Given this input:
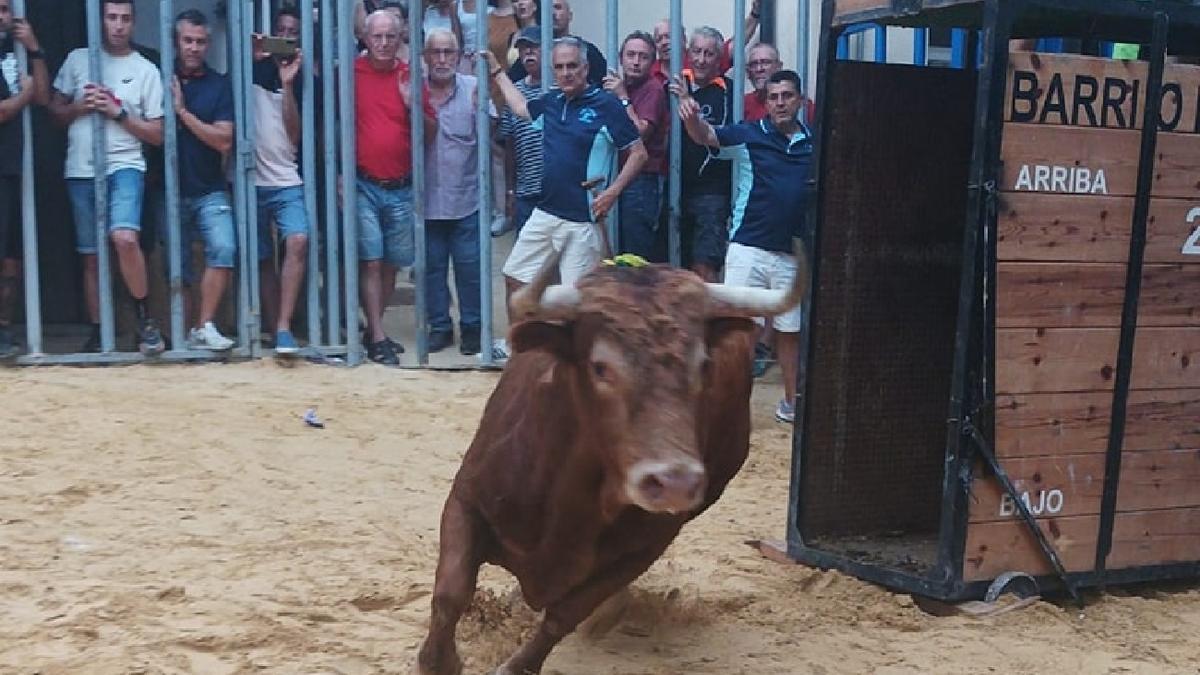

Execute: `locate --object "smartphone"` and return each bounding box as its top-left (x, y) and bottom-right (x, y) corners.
top-left (261, 36), bottom-right (298, 57)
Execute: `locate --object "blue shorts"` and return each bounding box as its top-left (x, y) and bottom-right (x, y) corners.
top-left (356, 178), bottom-right (414, 268)
top-left (256, 185), bottom-right (309, 262)
top-left (186, 191), bottom-right (237, 270)
top-left (67, 168), bottom-right (146, 254)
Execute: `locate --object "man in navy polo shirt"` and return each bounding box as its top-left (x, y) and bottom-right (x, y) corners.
top-left (676, 69), bottom-right (812, 424)
top-left (172, 9), bottom-right (235, 351)
top-left (485, 38), bottom-right (647, 296)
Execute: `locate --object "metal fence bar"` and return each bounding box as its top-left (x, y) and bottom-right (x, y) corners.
top-left (540, 0), bottom-right (552, 93)
top-left (320, 0), bottom-right (340, 346)
top-left (477, 0), bottom-right (494, 366)
top-left (873, 24), bottom-right (886, 62)
top-left (13, 0), bottom-right (40, 355)
top-left (605, 0), bottom-right (619, 253)
top-left (913, 27), bottom-right (927, 65)
top-left (160, 0), bottom-right (186, 353)
top-left (734, 0), bottom-right (747, 121)
top-left (667, 0), bottom-right (682, 267)
top-left (242, 0), bottom-right (261, 356)
top-left (229, 0), bottom-right (253, 353)
top-left (796, 0), bottom-right (810, 91)
top-left (340, 0), bottom-right (361, 365)
top-left (409, 3), bottom-right (427, 364)
top-left (300, 0), bottom-right (321, 348)
top-left (86, 0), bottom-right (115, 352)
top-left (951, 27), bottom-right (967, 68)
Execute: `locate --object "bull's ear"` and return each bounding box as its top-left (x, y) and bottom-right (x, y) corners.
top-left (510, 321), bottom-right (576, 360)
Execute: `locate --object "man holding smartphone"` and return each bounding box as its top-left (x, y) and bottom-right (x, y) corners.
top-left (48, 0), bottom-right (165, 355)
top-left (0, 0), bottom-right (48, 359)
top-left (251, 8), bottom-right (308, 355)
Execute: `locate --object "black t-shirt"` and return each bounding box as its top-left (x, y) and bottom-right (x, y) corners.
top-left (681, 75), bottom-right (733, 196)
top-left (0, 41), bottom-right (25, 177)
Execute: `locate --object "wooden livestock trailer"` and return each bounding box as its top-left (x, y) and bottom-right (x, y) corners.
top-left (787, 0), bottom-right (1200, 601)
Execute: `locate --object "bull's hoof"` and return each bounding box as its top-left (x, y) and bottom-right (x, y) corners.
top-left (413, 645), bottom-right (462, 675)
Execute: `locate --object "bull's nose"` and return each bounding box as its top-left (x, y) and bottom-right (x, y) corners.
top-left (631, 461), bottom-right (707, 514)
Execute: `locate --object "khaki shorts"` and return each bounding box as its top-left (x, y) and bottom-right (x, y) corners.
top-left (723, 242), bottom-right (804, 333)
top-left (502, 207), bottom-right (604, 285)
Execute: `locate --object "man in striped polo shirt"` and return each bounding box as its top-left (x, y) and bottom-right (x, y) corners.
top-left (497, 26), bottom-right (543, 237)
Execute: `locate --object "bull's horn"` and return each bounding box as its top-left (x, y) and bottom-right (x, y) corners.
top-left (509, 250), bottom-right (583, 321)
top-left (706, 240), bottom-right (810, 317)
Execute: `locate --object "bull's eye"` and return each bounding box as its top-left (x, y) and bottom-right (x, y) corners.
top-left (591, 361), bottom-right (609, 379)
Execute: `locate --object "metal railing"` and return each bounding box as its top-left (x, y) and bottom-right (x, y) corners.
top-left (10, 0), bottom-right (820, 368)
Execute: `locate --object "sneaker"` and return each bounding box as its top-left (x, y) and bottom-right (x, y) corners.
top-left (428, 329), bottom-right (453, 353)
top-left (189, 322), bottom-right (235, 351)
top-left (137, 318), bottom-right (166, 356)
top-left (0, 327), bottom-right (18, 359)
top-left (775, 399), bottom-right (795, 424)
top-left (459, 326), bottom-right (481, 356)
top-left (274, 329), bottom-right (299, 355)
top-left (367, 339), bottom-right (400, 366)
top-left (491, 338), bottom-right (509, 361)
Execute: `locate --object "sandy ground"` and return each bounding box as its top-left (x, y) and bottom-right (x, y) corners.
top-left (1, 362), bottom-right (1198, 675)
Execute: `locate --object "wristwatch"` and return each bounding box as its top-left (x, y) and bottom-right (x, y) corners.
top-left (113, 107), bottom-right (129, 123)
top-left (620, 97), bottom-right (631, 108)
top-left (26, 49), bottom-right (45, 60)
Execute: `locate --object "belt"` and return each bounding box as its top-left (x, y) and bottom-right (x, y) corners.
top-left (357, 171), bottom-right (412, 190)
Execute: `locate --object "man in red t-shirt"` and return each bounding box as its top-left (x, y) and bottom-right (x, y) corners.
top-left (603, 30), bottom-right (669, 261)
top-left (354, 9), bottom-right (436, 365)
top-left (649, 0), bottom-right (762, 84)
top-left (742, 43), bottom-right (814, 124)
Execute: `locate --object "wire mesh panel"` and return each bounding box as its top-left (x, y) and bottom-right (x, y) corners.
top-left (799, 61), bottom-right (975, 545)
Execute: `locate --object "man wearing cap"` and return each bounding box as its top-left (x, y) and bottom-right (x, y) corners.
top-left (484, 36), bottom-right (646, 295)
top-left (497, 25), bottom-right (543, 237)
top-left (503, 0), bottom-right (606, 86)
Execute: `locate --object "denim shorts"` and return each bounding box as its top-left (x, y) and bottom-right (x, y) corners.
top-left (67, 168), bottom-right (146, 254)
top-left (256, 185), bottom-right (310, 261)
top-left (186, 191), bottom-right (237, 270)
top-left (356, 178), bottom-right (414, 268)
top-left (617, 174), bottom-right (663, 261)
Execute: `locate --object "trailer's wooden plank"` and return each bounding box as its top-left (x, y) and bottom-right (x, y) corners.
top-left (1005, 51), bottom-right (1200, 134)
top-left (999, 124), bottom-right (1200, 199)
top-left (997, 194), bottom-right (1200, 264)
top-left (963, 507), bottom-right (1200, 581)
top-left (995, 389), bottom-right (1200, 458)
top-left (833, 0), bottom-right (891, 24)
top-left (969, 449), bottom-right (1200, 523)
top-left (996, 327), bottom-right (1200, 394)
top-left (997, 262), bottom-right (1200, 328)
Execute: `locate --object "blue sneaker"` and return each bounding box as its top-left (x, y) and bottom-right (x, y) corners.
top-left (275, 329), bottom-right (299, 355)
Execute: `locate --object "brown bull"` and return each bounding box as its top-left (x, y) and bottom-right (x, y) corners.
top-left (416, 245), bottom-right (808, 675)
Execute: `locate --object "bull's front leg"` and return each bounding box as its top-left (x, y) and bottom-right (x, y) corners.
top-left (416, 494), bottom-right (485, 675)
top-left (492, 544), bottom-right (669, 675)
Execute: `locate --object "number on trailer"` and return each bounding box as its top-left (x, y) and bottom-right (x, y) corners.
top-left (1184, 208), bottom-right (1200, 255)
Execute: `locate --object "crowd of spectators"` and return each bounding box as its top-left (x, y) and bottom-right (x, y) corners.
top-left (0, 0), bottom-right (813, 421)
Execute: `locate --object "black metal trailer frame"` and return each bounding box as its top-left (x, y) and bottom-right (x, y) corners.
top-left (788, 0), bottom-right (1200, 601)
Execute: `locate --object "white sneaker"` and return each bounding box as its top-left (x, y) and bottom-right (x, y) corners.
top-left (189, 322), bottom-right (235, 351)
top-left (775, 399), bottom-right (795, 424)
top-left (486, 338), bottom-right (510, 364)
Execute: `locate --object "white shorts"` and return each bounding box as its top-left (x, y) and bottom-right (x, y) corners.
top-left (502, 207), bottom-right (604, 285)
top-left (722, 242), bottom-right (804, 333)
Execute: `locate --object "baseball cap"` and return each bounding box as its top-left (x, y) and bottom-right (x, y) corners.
top-left (514, 26), bottom-right (542, 47)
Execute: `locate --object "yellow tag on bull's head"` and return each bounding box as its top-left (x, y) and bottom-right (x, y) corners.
top-left (602, 254), bottom-right (649, 268)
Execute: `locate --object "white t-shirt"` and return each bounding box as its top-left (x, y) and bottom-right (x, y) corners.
top-left (52, 48), bottom-right (164, 178)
